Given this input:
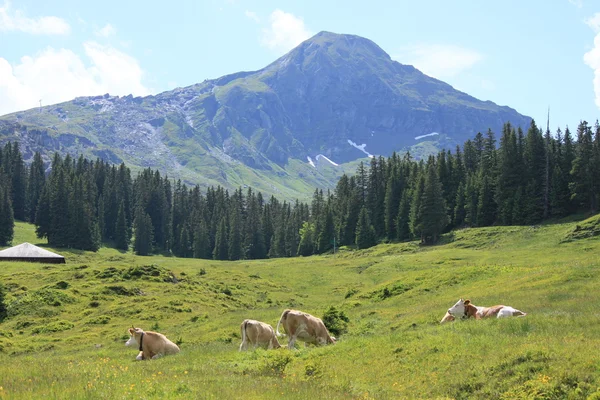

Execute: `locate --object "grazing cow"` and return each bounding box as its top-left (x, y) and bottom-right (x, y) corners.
top-left (276, 309), bottom-right (336, 349)
top-left (125, 327), bottom-right (180, 360)
top-left (239, 319), bottom-right (281, 351)
top-left (444, 298), bottom-right (527, 322)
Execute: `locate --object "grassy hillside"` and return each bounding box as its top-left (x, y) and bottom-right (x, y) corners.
top-left (0, 217), bottom-right (599, 399)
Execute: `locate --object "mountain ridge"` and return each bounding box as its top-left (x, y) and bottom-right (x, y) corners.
top-left (0, 31), bottom-right (531, 199)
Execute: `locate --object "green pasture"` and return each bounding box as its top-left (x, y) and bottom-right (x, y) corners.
top-left (0, 217), bottom-right (599, 399)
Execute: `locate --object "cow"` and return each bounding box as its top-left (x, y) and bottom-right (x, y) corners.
top-left (239, 319), bottom-right (281, 351)
top-left (276, 309), bottom-right (336, 350)
top-left (443, 298), bottom-right (527, 322)
top-left (125, 327), bottom-right (180, 360)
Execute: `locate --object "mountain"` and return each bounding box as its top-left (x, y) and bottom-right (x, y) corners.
top-left (0, 31), bottom-right (530, 199)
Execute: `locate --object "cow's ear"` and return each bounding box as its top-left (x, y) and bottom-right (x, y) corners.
top-left (128, 328), bottom-right (134, 335)
top-left (464, 299), bottom-right (471, 305)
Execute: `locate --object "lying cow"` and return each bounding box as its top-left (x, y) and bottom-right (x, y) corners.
top-left (276, 309), bottom-right (335, 349)
top-left (442, 298), bottom-right (527, 323)
top-left (125, 327), bottom-right (180, 360)
top-left (239, 319), bottom-right (281, 351)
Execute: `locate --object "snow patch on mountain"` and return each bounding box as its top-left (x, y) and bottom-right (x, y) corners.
top-left (415, 132), bottom-right (439, 140)
top-left (307, 156), bottom-right (316, 168)
top-left (316, 154), bottom-right (339, 166)
top-left (347, 139), bottom-right (374, 158)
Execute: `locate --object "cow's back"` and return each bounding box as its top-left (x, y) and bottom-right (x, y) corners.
top-left (145, 331), bottom-right (180, 355)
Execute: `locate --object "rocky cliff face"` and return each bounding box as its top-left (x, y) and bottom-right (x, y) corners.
top-left (0, 31), bottom-right (530, 198)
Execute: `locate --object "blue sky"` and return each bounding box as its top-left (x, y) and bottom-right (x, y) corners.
top-left (1, 0), bottom-right (599, 133)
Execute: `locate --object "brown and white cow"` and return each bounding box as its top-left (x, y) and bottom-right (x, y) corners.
top-left (239, 319), bottom-right (281, 351)
top-left (276, 309), bottom-right (336, 349)
top-left (125, 327), bottom-right (180, 360)
top-left (443, 298), bottom-right (527, 323)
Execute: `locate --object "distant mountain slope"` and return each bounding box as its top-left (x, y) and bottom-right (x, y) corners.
top-left (0, 31), bottom-right (530, 199)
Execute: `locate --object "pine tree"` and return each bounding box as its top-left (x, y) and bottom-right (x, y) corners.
top-left (383, 166), bottom-right (403, 240)
top-left (133, 208), bottom-right (154, 256)
top-left (523, 119), bottom-right (546, 223)
top-left (316, 207), bottom-right (334, 253)
top-left (48, 164), bottom-right (70, 247)
top-left (0, 182), bottom-right (14, 246)
top-left (496, 123), bottom-right (520, 224)
top-left (269, 215), bottom-right (286, 258)
top-left (464, 175), bottom-right (479, 227)
top-left (26, 152), bottom-right (45, 223)
top-left (355, 206), bottom-right (376, 249)
top-left (193, 219), bottom-right (210, 259)
top-left (454, 182), bottom-right (466, 227)
top-left (570, 121), bottom-right (597, 212)
top-left (179, 226), bottom-right (192, 258)
top-left (8, 142), bottom-right (26, 221)
top-left (35, 185), bottom-right (50, 240)
top-left (409, 172), bottom-right (425, 242)
top-left (297, 221), bottom-right (315, 256)
top-left (476, 174), bottom-right (496, 226)
top-left (68, 176), bottom-right (100, 251)
top-left (115, 200), bottom-right (129, 251)
top-left (228, 207), bottom-right (243, 260)
top-left (395, 189), bottom-right (411, 240)
top-left (213, 217), bottom-right (228, 260)
top-left (419, 160), bottom-right (449, 243)
top-left (342, 189), bottom-right (361, 245)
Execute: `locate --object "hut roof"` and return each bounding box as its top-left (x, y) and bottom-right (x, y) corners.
top-left (0, 242), bottom-right (65, 263)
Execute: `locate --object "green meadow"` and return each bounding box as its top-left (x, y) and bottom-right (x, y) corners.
top-left (1, 216), bottom-right (600, 399)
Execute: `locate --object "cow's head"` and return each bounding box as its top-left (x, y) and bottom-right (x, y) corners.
top-left (125, 327), bottom-right (143, 347)
top-left (447, 298), bottom-right (469, 316)
top-left (440, 311), bottom-right (456, 324)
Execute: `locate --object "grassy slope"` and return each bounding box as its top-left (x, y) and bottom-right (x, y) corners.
top-left (0, 217), bottom-right (600, 399)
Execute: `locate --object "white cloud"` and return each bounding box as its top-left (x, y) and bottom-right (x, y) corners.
top-left (0, 0), bottom-right (70, 35)
top-left (261, 9), bottom-right (312, 52)
top-left (245, 10), bottom-right (260, 23)
top-left (394, 44), bottom-right (483, 79)
top-left (96, 23), bottom-right (116, 38)
top-left (585, 13), bottom-right (600, 33)
top-left (568, 0), bottom-right (583, 8)
top-left (0, 42), bottom-right (151, 115)
top-left (584, 32), bottom-right (600, 109)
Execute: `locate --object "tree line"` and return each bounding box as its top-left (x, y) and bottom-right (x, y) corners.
top-left (0, 118), bottom-right (598, 256)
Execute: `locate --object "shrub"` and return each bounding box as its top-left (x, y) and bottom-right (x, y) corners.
top-left (6, 289), bottom-right (75, 317)
top-left (322, 306), bottom-right (350, 337)
top-left (54, 281), bottom-right (69, 289)
top-left (86, 315), bottom-right (111, 325)
top-left (259, 352), bottom-right (292, 376)
top-left (32, 320), bottom-right (74, 333)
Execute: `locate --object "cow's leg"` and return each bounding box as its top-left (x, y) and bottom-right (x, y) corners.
top-left (136, 351), bottom-right (144, 361)
top-left (239, 340), bottom-right (248, 351)
top-left (287, 335), bottom-right (297, 350)
top-left (151, 353), bottom-right (163, 360)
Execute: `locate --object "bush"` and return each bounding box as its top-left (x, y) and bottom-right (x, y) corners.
top-left (86, 315), bottom-right (111, 325)
top-left (6, 289), bottom-right (75, 317)
top-left (32, 320), bottom-right (74, 333)
top-left (322, 306), bottom-right (349, 337)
